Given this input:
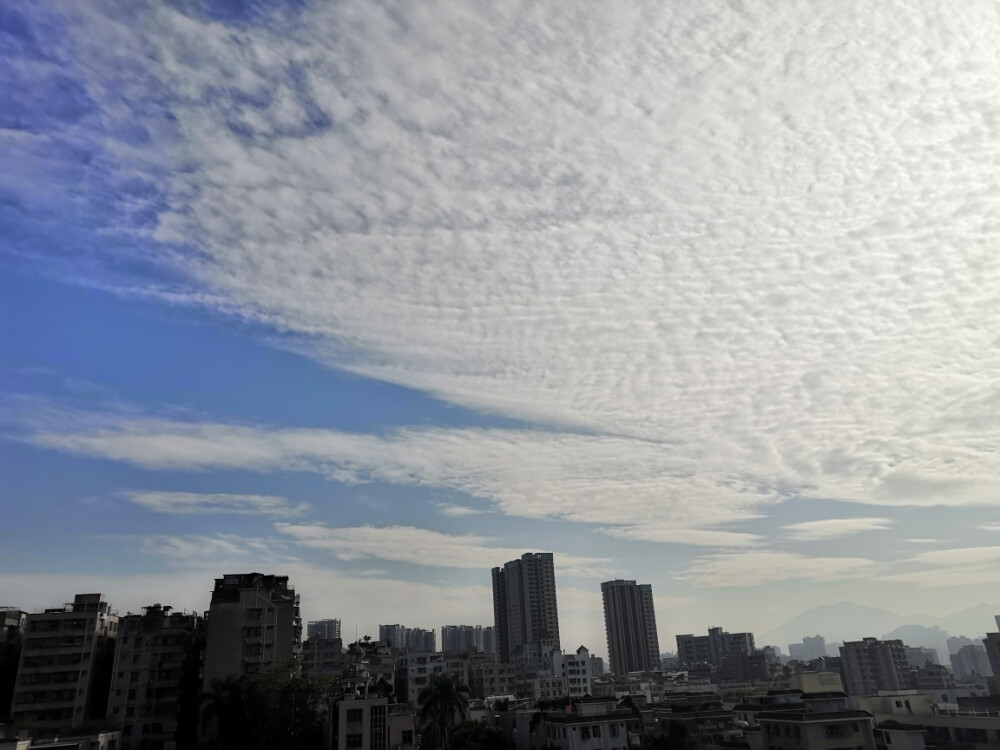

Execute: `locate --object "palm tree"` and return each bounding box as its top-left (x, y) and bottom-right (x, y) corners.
top-left (417, 674), bottom-right (471, 750)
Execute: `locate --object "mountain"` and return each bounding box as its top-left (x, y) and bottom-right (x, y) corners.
top-left (880, 625), bottom-right (950, 663)
top-left (761, 602), bottom-right (1000, 655)
top-left (760, 602), bottom-right (911, 650)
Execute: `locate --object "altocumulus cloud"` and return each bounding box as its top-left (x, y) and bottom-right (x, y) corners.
top-left (10, 0), bottom-right (1000, 545)
top-left (125, 490), bottom-right (306, 516)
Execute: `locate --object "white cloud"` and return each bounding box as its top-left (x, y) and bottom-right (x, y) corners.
top-left (675, 551), bottom-right (875, 588)
top-left (435, 503), bottom-right (485, 518)
top-left (783, 517), bottom-right (894, 541)
top-left (44, 0), bottom-right (1000, 528)
top-left (905, 538), bottom-right (949, 544)
top-left (599, 526), bottom-right (761, 548)
top-left (30, 417), bottom-right (776, 532)
top-left (125, 490), bottom-right (305, 516)
top-left (274, 523), bottom-right (612, 578)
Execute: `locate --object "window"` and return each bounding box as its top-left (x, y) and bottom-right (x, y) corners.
top-left (592, 725), bottom-right (602, 738)
top-left (581, 727), bottom-right (591, 740)
top-left (895, 701), bottom-right (902, 708)
top-left (610, 725), bottom-right (619, 737)
top-left (346, 734), bottom-right (364, 748)
top-left (402, 730), bottom-right (413, 744)
top-left (347, 708), bottom-right (363, 723)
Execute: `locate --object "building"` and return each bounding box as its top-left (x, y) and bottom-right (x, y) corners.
top-left (337, 696), bottom-right (416, 750)
top-left (982, 618), bottom-right (1000, 693)
top-left (107, 604), bottom-right (204, 750)
top-left (675, 627), bottom-right (755, 666)
top-left (951, 644), bottom-right (993, 679)
top-left (10, 593), bottom-right (118, 733)
top-left (552, 645), bottom-right (595, 698)
top-left (0, 607), bottom-right (27, 721)
top-left (202, 572), bottom-right (302, 690)
top-left (482, 626), bottom-right (496, 657)
top-left (788, 635), bottom-right (827, 662)
top-left (406, 628), bottom-right (435, 653)
top-left (393, 652), bottom-right (471, 704)
top-left (904, 646), bottom-right (939, 667)
top-left (302, 636), bottom-right (345, 676)
top-left (379, 624), bottom-right (408, 650)
top-left (441, 625), bottom-right (486, 653)
top-left (537, 698), bottom-right (633, 750)
top-left (601, 580), bottom-right (660, 676)
top-left (307, 619), bottom-right (341, 640)
top-left (492, 553), bottom-right (560, 671)
top-left (755, 701), bottom-right (876, 750)
top-left (839, 638), bottom-right (912, 696)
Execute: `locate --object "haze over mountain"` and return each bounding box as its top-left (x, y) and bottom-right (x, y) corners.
top-left (761, 601), bottom-right (999, 659)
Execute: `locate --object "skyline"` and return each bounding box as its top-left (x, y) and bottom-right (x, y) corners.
top-left (5, 0), bottom-right (1000, 663)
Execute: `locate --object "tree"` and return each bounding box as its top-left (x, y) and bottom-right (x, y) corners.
top-left (449, 721), bottom-right (506, 750)
top-left (417, 674), bottom-right (471, 750)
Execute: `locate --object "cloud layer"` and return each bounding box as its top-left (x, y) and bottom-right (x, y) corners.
top-left (18, 0), bottom-right (997, 523)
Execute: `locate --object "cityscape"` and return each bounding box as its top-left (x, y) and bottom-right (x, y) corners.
top-left (6, 0), bottom-right (1000, 749)
top-left (4, 555), bottom-right (1000, 748)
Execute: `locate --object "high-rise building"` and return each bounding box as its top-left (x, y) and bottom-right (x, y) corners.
top-left (405, 628), bottom-right (436, 652)
top-left (307, 619), bottom-right (341, 640)
top-left (108, 604), bottom-right (204, 750)
top-left (839, 638), bottom-right (912, 695)
top-left (10, 593), bottom-right (118, 733)
top-left (379, 624), bottom-right (408, 649)
top-left (601, 579), bottom-right (660, 676)
top-left (482, 626), bottom-right (496, 657)
top-left (982, 617), bottom-right (1000, 694)
top-left (951, 644), bottom-right (993, 679)
top-left (676, 626), bottom-right (755, 666)
top-left (492, 552), bottom-right (560, 670)
top-left (202, 573), bottom-right (301, 690)
top-left (441, 625), bottom-right (486, 652)
top-left (789, 635), bottom-right (827, 661)
top-left (0, 607), bottom-right (27, 721)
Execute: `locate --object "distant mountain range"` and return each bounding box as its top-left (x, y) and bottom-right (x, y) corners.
top-left (759, 602), bottom-right (1000, 661)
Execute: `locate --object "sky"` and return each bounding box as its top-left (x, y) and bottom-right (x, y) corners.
top-left (3, 0), bottom-right (1000, 660)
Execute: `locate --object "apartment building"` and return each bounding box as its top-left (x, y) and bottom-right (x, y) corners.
top-left (10, 593), bottom-right (118, 733)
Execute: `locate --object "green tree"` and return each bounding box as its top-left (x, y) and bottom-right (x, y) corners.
top-left (417, 674), bottom-right (471, 750)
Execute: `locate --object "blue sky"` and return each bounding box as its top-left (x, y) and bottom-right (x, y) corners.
top-left (4, 0), bottom-right (1000, 657)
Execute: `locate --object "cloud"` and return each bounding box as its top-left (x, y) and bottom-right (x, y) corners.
top-left (435, 503), bottom-right (485, 518)
top-left (880, 546), bottom-right (1000, 587)
top-left (8, 0), bottom-right (1000, 551)
top-left (28, 414), bottom-right (777, 531)
top-left (274, 523), bottom-right (612, 578)
top-left (675, 551), bottom-right (875, 588)
top-left (783, 517), bottom-right (894, 541)
top-left (599, 526), bottom-right (761, 548)
top-left (905, 538), bottom-right (949, 544)
top-left (125, 490), bottom-right (306, 516)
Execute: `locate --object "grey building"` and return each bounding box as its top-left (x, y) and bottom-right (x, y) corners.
top-left (10, 593), bottom-right (118, 733)
top-left (307, 619), bottom-right (341, 640)
top-left (108, 604), bottom-right (204, 750)
top-left (441, 625), bottom-right (486, 652)
top-left (0, 607), bottom-right (27, 721)
top-left (601, 579), bottom-right (660, 676)
top-left (839, 637), bottom-right (912, 696)
top-left (202, 572), bottom-right (301, 690)
top-left (951, 644), bottom-right (993, 679)
top-left (379, 624), bottom-right (408, 650)
top-left (406, 628), bottom-right (435, 653)
top-left (788, 635), bottom-right (827, 662)
top-left (676, 626), bottom-right (755, 666)
top-left (492, 552), bottom-right (560, 670)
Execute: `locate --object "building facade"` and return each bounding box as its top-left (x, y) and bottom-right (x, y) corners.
top-left (337, 696), bottom-right (416, 750)
top-left (202, 573), bottom-right (301, 690)
top-left (441, 625), bottom-right (486, 653)
top-left (675, 627), bottom-right (755, 666)
top-left (839, 638), bottom-right (912, 696)
top-left (307, 619), bottom-right (341, 640)
top-left (108, 604), bottom-right (204, 750)
top-left (10, 593), bottom-right (118, 733)
top-left (601, 580), bottom-right (659, 676)
top-left (492, 553), bottom-right (560, 670)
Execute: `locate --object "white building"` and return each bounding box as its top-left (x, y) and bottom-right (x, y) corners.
top-left (537, 699), bottom-right (632, 750)
top-left (337, 696), bottom-right (416, 750)
top-left (552, 646), bottom-right (595, 698)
